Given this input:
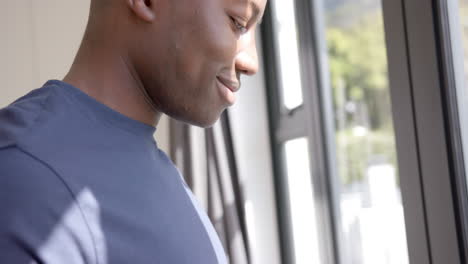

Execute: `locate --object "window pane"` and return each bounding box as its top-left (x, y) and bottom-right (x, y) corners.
top-left (271, 0), bottom-right (304, 110)
top-left (284, 138), bottom-right (321, 264)
top-left (448, 0), bottom-right (468, 191)
top-left (322, 1), bottom-right (409, 263)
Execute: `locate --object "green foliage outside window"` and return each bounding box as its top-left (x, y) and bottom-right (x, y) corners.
top-left (326, 8), bottom-right (398, 185)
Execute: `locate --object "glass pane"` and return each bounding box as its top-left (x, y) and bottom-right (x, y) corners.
top-left (322, 0), bottom-right (409, 263)
top-left (271, 0), bottom-right (304, 110)
top-left (447, 1), bottom-right (468, 190)
top-left (284, 138), bottom-right (321, 264)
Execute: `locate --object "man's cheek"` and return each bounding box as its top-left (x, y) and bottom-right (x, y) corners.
top-left (208, 33), bottom-right (238, 62)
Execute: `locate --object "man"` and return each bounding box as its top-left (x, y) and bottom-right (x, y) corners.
top-left (0, 0), bottom-right (266, 263)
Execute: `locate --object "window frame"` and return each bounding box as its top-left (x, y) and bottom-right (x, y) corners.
top-left (384, 0), bottom-right (465, 263)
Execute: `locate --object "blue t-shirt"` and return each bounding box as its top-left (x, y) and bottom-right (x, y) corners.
top-left (0, 80), bottom-right (227, 264)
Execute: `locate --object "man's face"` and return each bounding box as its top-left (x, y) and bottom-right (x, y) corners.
top-left (132, 0), bottom-right (267, 127)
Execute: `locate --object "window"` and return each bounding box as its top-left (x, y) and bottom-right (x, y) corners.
top-left (445, 0), bottom-right (468, 194)
top-left (322, 1), bottom-right (408, 263)
top-left (284, 138), bottom-right (321, 263)
top-left (265, 0), bottom-right (409, 263)
top-left (436, 0), bottom-right (468, 259)
top-left (273, 0), bottom-right (303, 110)
top-left (265, 1), bottom-right (324, 263)
top-left (262, 0), bottom-right (467, 263)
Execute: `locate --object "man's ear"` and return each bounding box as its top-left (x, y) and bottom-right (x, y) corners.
top-left (126, 0), bottom-right (156, 22)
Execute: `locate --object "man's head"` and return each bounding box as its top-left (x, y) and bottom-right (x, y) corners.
top-left (87, 0), bottom-right (267, 128)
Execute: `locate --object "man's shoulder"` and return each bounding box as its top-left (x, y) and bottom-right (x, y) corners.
top-left (0, 146), bottom-right (83, 226)
top-left (0, 146), bottom-right (73, 233)
top-left (0, 146), bottom-right (75, 211)
top-left (0, 146), bottom-right (99, 264)
top-left (0, 85), bottom-right (56, 149)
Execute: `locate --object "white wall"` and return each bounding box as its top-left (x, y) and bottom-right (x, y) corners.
top-left (0, 0), bottom-right (170, 152)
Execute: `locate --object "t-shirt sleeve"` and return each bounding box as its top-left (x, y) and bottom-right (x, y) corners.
top-left (0, 147), bottom-right (97, 264)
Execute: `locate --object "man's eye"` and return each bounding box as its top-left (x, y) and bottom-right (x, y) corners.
top-left (231, 17), bottom-right (248, 34)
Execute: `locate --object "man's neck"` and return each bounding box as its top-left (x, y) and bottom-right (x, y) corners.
top-left (63, 44), bottom-right (162, 127)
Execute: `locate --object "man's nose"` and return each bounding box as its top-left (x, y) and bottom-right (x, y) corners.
top-left (235, 32), bottom-right (259, 76)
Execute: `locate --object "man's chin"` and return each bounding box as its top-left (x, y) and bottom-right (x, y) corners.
top-left (187, 115), bottom-right (221, 128)
top-left (169, 110), bottom-right (223, 128)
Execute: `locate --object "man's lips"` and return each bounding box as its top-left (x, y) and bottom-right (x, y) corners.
top-left (216, 77), bottom-right (240, 93)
